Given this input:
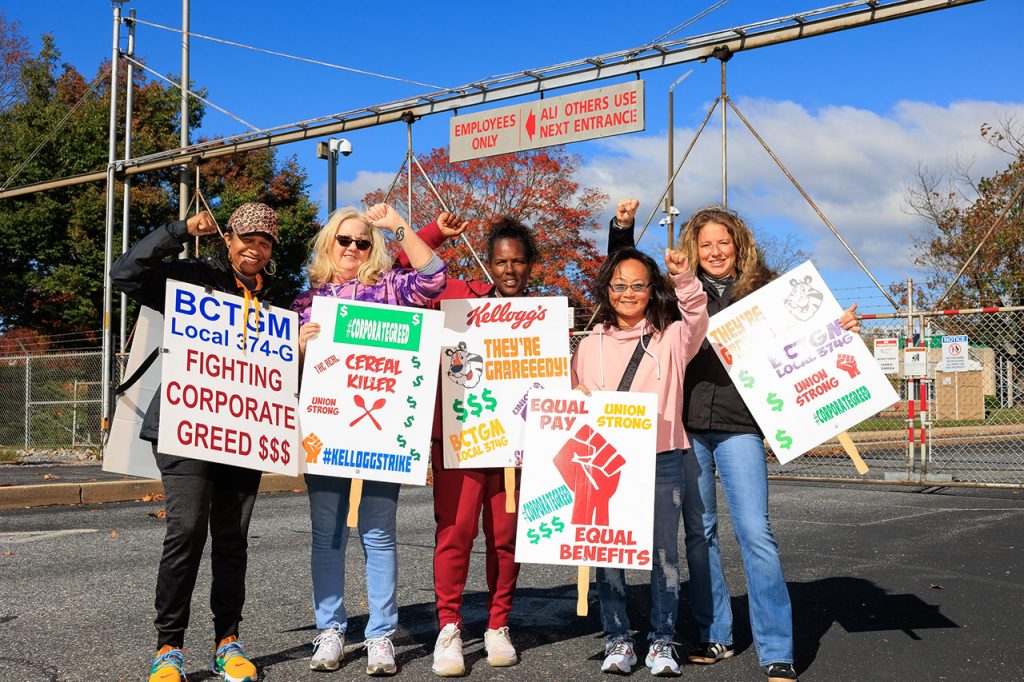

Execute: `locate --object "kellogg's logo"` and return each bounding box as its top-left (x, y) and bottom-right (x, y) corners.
top-left (466, 302), bottom-right (547, 330)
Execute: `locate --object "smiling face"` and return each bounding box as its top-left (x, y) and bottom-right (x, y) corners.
top-left (697, 221), bottom-right (738, 279)
top-left (224, 232), bottom-right (273, 278)
top-left (609, 258), bottom-right (652, 329)
top-left (488, 238), bottom-right (533, 298)
top-left (332, 217), bottom-right (373, 282)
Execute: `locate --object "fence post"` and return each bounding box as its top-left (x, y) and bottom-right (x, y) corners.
top-left (23, 351), bottom-right (30, 450)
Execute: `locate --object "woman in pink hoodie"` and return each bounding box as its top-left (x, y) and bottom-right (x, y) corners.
top-left (571, 246), bottom-right (709, 677)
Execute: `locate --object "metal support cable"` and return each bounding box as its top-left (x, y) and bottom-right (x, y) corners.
top-left (725, 97), bottom-right (900, 310)
top-left (646, 0), bottom-right (732, 47)
top-left (131, 17), bottom-right (443, 90)
top-left (122, 54), bottom-right (260, 132)
top-left (935, 178), bottom-right (1024, 308)
top-left (1, 64), bottom-right (112, 191)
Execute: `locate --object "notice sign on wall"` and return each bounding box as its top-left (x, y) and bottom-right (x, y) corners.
top-left (439, 297), bottom-right (571, 469)
top-left (158, 280), bottom-right (299, 475)
top-left (449, 81), bottom-right (645, 162)
top-left (874, 338), bottom-right (899, 374)
top-left (298, 296), bottom-right (443, 485)
top-left (515, 389), bottom-right (657, 570)
top-left (705, 261), bottom-right (899, 464)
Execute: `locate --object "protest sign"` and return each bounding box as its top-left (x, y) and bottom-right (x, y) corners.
top-left (705, 261), bottom-right (899, 464)
top-left (103, 306), bottom-right (163, 480)
top-left (439, 296), bottom-right (571, 469)
top-left (515, 389), bottom-right (657, 571)
top-left (157, 280), bottom-right (299, 475)
top-left (298, 296), bottom-right (443, 485)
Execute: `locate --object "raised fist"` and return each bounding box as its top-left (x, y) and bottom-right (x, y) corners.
top-left (553, 425), bottom-right (625, 526)
top-left (615, 198), bottom-right (640, 227)
top-left (302, 433), bottom-right (324, 464)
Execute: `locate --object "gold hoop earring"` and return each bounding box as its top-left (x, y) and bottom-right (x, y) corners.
top-left (263, 259), bottom-right (277, 276)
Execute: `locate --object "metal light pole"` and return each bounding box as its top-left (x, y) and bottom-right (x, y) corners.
top-left (178, 0), bottom-right (190, 233)
top-left (666, 70), bottom-right (691, 247)
top-left (119, 9), bottom-right (136, 354)
top-left (316, 138), bottom-right (352, 215)
top-left (101, 0), bottom-right (126, 434)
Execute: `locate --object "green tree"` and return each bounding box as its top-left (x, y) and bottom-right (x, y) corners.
top-left (905, 120), bottom-right (1024, 308)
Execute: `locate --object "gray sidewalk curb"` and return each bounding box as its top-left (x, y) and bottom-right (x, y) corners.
top-left (0, 474), bottom-right (307, 511)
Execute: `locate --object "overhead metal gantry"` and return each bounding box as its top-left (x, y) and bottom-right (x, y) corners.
top-left (0, 0), bottom-right (982, 200)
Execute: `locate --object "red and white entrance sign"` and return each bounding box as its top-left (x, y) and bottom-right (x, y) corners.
top-left (439, 297), bottom-right (571, 469)
top-left (298, 297), bottom-right (444, 485)
top-left (449, 81), bottom-right (645, 162)
top-left (705, 261), bottom-right (899, 464)
top-left (158, 280), bottom-right (300, 475)
top-left (515, 389), bottom-right (657, 570)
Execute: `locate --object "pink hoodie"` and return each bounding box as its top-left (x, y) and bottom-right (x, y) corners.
top-left (571, 271), bottom-right (709, 453)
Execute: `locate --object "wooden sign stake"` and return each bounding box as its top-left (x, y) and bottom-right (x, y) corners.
top-left (577, 566), bottom-right (590, 616)
top-left (504, 467), bottom-right (517, 513)
top-left (837, 431), bottom-right (868, 475)
top-left (346, 479), bottom-right (363, 528)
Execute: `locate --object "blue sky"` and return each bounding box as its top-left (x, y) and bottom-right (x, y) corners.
top-left (7, 0), bottom-right (1023, 311)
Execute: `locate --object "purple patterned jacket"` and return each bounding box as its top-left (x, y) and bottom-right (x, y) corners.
top-left (291, 267), bottom-right (447, 323)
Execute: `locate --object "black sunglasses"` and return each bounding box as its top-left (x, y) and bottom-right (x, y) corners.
top-left (335, 234), bottom-right (372, 251)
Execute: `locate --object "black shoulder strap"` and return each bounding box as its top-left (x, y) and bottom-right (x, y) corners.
top-left (113, 348), bottom-right (160, 396)
top-left (617, 334), bottom-right (653, 391)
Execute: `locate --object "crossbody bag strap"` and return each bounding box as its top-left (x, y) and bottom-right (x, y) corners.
top-left (616, 333), bottom-right (653, 392)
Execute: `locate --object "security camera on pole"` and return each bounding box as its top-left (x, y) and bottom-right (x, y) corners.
top-left (315, 138), bottom-right (352, 215)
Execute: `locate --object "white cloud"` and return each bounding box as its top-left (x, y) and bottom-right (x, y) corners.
top-left (319, 170), bottom-right (397, 211)
top-left (577, 98), bottom-right (1024, 274)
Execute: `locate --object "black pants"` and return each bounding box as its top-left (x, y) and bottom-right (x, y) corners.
top-left (153, 447), bottom-right (262, 649)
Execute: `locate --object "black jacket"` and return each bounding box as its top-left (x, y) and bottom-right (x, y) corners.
top-left (111, 220), bottom-right (278, 442)
top-left (607, 218), bottom-right (760, 435)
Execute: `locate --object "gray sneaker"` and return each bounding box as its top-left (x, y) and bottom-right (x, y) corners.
top-left (601, 636), bottom-right (637, 674)
top-left (432, 623), bottom-right (465, 677)
top-left (310, 624), bottom-right (344, 671)
top-left (645, 640), bottom-right (682, 677)
top-left (484, 626), bottom-right (518, 667)
top-left (365, 631), bottom-right (397, 676)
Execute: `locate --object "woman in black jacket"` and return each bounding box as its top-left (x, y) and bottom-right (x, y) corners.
top-left (112, 202), bottom-right (280, 682)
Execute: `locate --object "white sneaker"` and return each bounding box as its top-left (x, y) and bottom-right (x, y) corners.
top-left (365, 631), bottom-right (397, 676)
top-left (645, 640), bottom-right (682, 677)
top-left (484, 626), bottom-right (518, 667)
top-left (602, 636), bottom-right (637, 674)
top-left (310, 624), bottom-right (344, 671)
top-left (431, 623), bottom-right (465, 677)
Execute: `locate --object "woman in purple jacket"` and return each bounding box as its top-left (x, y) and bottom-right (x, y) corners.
top-left (292, 203), bottom-right (447, 676)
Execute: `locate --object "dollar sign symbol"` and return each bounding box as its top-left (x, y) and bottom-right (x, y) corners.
top-left (540, 522), bottom-right (552, 538)
top-left (406, 395), bottom-right (417, 409)
top-left (467, 393), bottom-right (483, 417)
top-left (410, 449), bottom-right (420, 461)
top-left (412, 313), bottom-right (421, 326)
top-left (338, 305), bottom-right (349, 318)
top-left (738, 370), bottom-right (754, 389)
top-left (404, 415), bottom-right (414, 428)
top-left (775, 429), bottom-right (793, 450)
top-left (258, 435), bottom-right (269, 460)
top-left (767, 392), bottom-right (784, 412)
top-left (411, 355), bottom-right (421, 369)
top-left (396, 435), bottom-right (407, 449)
top-left (481, 387), bottom-right (497, 412)
top-left (551, 516), bottom-right (564, 533)
top-left (413, 375), bottom-right (423, 388)
top-left (453, 399), bottom-right (467, 423)
top-left (527, 528), bottom-right (540, 545)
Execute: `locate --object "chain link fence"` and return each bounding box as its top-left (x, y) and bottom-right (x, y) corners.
top-left (2, 309), bottom-right (1021, 487)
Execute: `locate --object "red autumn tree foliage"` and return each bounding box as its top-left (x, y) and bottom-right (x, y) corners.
top-left (363, 145), bottom-right (608, 306)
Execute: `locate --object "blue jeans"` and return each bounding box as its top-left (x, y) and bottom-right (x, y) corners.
top-left (682, 430), bottom-right (793, 666)
top-left (597, 450), bottom-right (684, 641)
top-left (306, 474), bottom-right (400, 638)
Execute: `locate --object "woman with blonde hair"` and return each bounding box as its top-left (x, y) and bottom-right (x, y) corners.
top-left (292, 203), bottom-right (448, 677)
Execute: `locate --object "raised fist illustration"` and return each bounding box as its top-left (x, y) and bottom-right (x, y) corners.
top-left (553, 425), bottom-right (625, 526)
top-left (836, 353), bottom-right (860, 379)
top-left (302, 433), bottom-right (324, 464)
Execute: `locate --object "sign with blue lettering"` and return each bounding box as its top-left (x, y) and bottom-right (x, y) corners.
top-left (298, 296), bottom-right (444, 485)
top-left (705, 261), bottom-right (899, 464)
top-left (158, 280), bottom-right (300, 475)
top-left (941, 334), bottom-right (969, 372)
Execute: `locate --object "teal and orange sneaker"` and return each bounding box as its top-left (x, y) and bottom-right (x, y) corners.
top-left (149, 646), bottom-right (187, 682)
top-left (209, 637), bottom-right (257, 682)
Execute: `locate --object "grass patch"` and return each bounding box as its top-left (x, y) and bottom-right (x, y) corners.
top-left (0, 449), bottom-right (21, 463)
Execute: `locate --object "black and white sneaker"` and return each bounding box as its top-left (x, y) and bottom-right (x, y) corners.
top-left (687, 642), bottom-right (734, 664)
top-left (764, 662), bottom-right (799, 682)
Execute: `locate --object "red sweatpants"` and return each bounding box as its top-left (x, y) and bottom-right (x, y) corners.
top-left (432, 444), bottom-right (521, 629)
